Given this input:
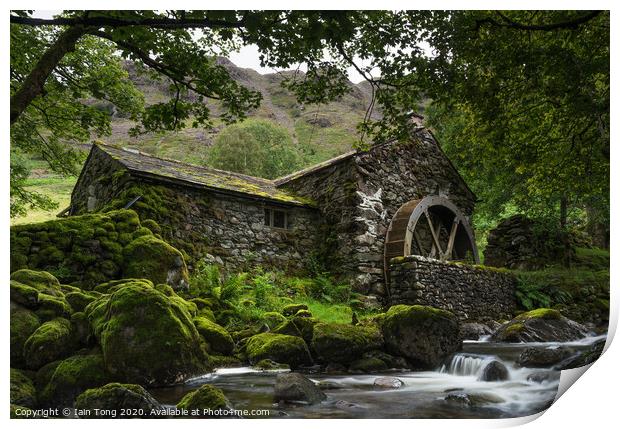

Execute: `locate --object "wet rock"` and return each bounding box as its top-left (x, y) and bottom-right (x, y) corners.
top-left (478, 360), bottom-right (509, 381)
top-left (10, 369), bottom-right (37, 409)
top-left (373, 376), bottom-right (404, 389)
top-left (445, 392), bottom-right (504, 407)
top-left (527, 371), bottom-right (561, 384)
top-left (75, 383), bottom-right (165, 418)
top-left (252, 359), bottom-right (290, 371)
top-left (517, 347), bottom-right (573, 368)
top-left (85, 279), bottom-right (208, 386)
top-left (379, 305), bottom-right (461, 369)
top-left (176, 384), bottom-right (231, 414)
top-left (324, 363), bottom-right (347, 374)
top-left (316, 381), bottom-right (344, 390)
top-left (348, 357), bottom-right (388, 373)
top-left (555, 338), bottom-right (606, 370)
top-left (460, 323), bottom-right (493, 341)
top-left (311, 322), bottom-right (383, 365)
top-left (490, 308), bottom-right (589, 343)
top-left (246, 333), bottom-right (312, 369)
top-left (274, 372), bottom-right (326, 404)
top-left (362, 350), bottom-right (410, 370)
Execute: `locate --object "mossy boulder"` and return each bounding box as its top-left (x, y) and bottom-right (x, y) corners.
top-left (23, 318), bottom-right (76, 369)
top-left (253, 359), bottom-right (290, 371)
top-left (10, 369), bottom-right (37, 409)
top-left (86, 280), bottom-right (208, 386)
top-left (75, 383), bottom-right (164, 417)
top-left (263, 312), bottom-right (287, 330)
top-left (10, 304), bottom-right (41, 367)
top-left (36, 293), bottom-right (73, 320)
top-left (10, 270), bottom-right (61, 295)
top-left (121, 235), bottom-right (189, 290)
top-left (65, 291), bottom-right (97, 313)
top-left (274, 372), bottom-right (326, 404)
top-left (176, 385), bottom-right (231, 413)
top-left (246, 333), bottom-right (312, 368)
top-left (490, 308), bottom-right (589, 342)
top-left (10, 210), bottom-right (189, 290)
top-left (40, 353), bottom-right (111, 408)
top-left (282, 303), bottom-right (308, 317)
top-left (10, 281), bottom-right (40, 308)
top-left (194, 317), bottom-right (235, 355)
top-left (311, 322), bottom-right (383, 364)
top-left (379, 305), bottom-right (461, 369)
top-left (348, 357), bottom-right (389, 373)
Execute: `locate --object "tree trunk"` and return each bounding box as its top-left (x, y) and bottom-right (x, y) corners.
top-left (10, 25), bottom-right (88, 124)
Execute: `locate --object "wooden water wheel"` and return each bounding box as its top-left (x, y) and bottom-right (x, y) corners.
top-left (384, 196), bottom-right (480, 287)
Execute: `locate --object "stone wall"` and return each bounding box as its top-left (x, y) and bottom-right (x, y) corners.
top-left (389, 255), bottom-right (516, 322)
top-left (282, 129), bottom-right (477, 298)
top-left (71, 151), bottom-right (322, 272)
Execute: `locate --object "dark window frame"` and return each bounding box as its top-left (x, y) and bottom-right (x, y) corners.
top-left (264, 207), bottom-right (291, 230)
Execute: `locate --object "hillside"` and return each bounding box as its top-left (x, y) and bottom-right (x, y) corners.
top-left (106, 58), bottom-right (380, 166)
top-left (12, 58), bottom-right (380, 224)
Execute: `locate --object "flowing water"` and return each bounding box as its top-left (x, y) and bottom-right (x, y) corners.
top-left (150, 334), bottom-right (605, 419)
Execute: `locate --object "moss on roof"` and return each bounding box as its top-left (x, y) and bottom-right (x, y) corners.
top-left (94, 143), bottom-right (316, 207)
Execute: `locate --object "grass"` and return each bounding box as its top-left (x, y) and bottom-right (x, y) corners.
top-left (11, 176), bottom-right (77, 226)
top-left (296, 298), bottom-right (354, 324)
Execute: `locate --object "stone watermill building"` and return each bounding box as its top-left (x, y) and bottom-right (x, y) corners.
top-left (70, 126), bottom-right (515, 320)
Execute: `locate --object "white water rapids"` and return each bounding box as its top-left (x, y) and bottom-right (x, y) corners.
top-left (151, 334), bottom-right (606, 418)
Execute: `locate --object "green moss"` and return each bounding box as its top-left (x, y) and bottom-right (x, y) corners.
top-left (253, 359), bottom-right (290, 371)
top-left (122, 235), bottom-right (189, 289)
top-left (75, 383), bottom-right (160, 415)
top-left (348, 357), bottom-right (388, 372)
top-left (383, 304), bottom-right (454, 325)
top-left (176, 384), bottom-right (229, 412)
top-left (515, 308), bottom-right (562, 321)
top-left (273, 319), bottom-right (303, 338)
top-left (86, 280), bottom-right (208, 386)
top-left (40, 354), bottom-right (110, 408)
top-left (10, 306), bottom-right (41, 367)
top-left (502, 322), bottom-right (525, 338)
top-left (65, 292), bottom-right (97, 313)
top-left (282, 303), bottom-right (308, 316)
top-left (155, 283), bottom-right (175, 296)
top-left (10, 369), bottom-right (37, 409)
top-left (141, 219), bottom-right (162, 235)
top-left (294, 309), bottom-right (313, 318)
top-left (36, 293), bottom-right (72, 320)
top-left (311, 322), bottom-right (383, 364)
top-left (193, 317), bottom-right (235, 355)
top-left (245, 333), bottom-right (312, 368)
top-left (11, 270), bottom-right (61, 292)
top-left (23, 318), bottom-right (75, 369)
top-left (263, 312), bottom-right (287, 329)
top-left (10, 281), bottom-right (39, 309)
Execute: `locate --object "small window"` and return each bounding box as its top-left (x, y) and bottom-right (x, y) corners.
top-left (264, 208), bottom-right (290, 229)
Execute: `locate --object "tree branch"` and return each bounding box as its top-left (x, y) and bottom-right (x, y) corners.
top-left (10, 24), bottom-right (89, 124)
top-left (88, 30), bottom-right (221, 101)
top-left (10, 14), bottom-right (245, 29)
top-left (475, 11), bottom-right (602, 32)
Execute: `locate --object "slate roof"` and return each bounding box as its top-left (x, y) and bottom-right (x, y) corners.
top-left (94, 143), bottom-right (317, 207)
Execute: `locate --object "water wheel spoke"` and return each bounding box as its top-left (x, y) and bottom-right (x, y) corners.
top-left (444, 218), bottom-right (460, 260)
top-left (425, 211), bottom-right (444, 258)
top-left (413, 230), bottom-right (425, 255)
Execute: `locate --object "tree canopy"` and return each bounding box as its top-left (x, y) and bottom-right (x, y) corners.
top-left (207, 119), bottom-right (302, 179)
top-left (10, 9), bottom-right (609, 240)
